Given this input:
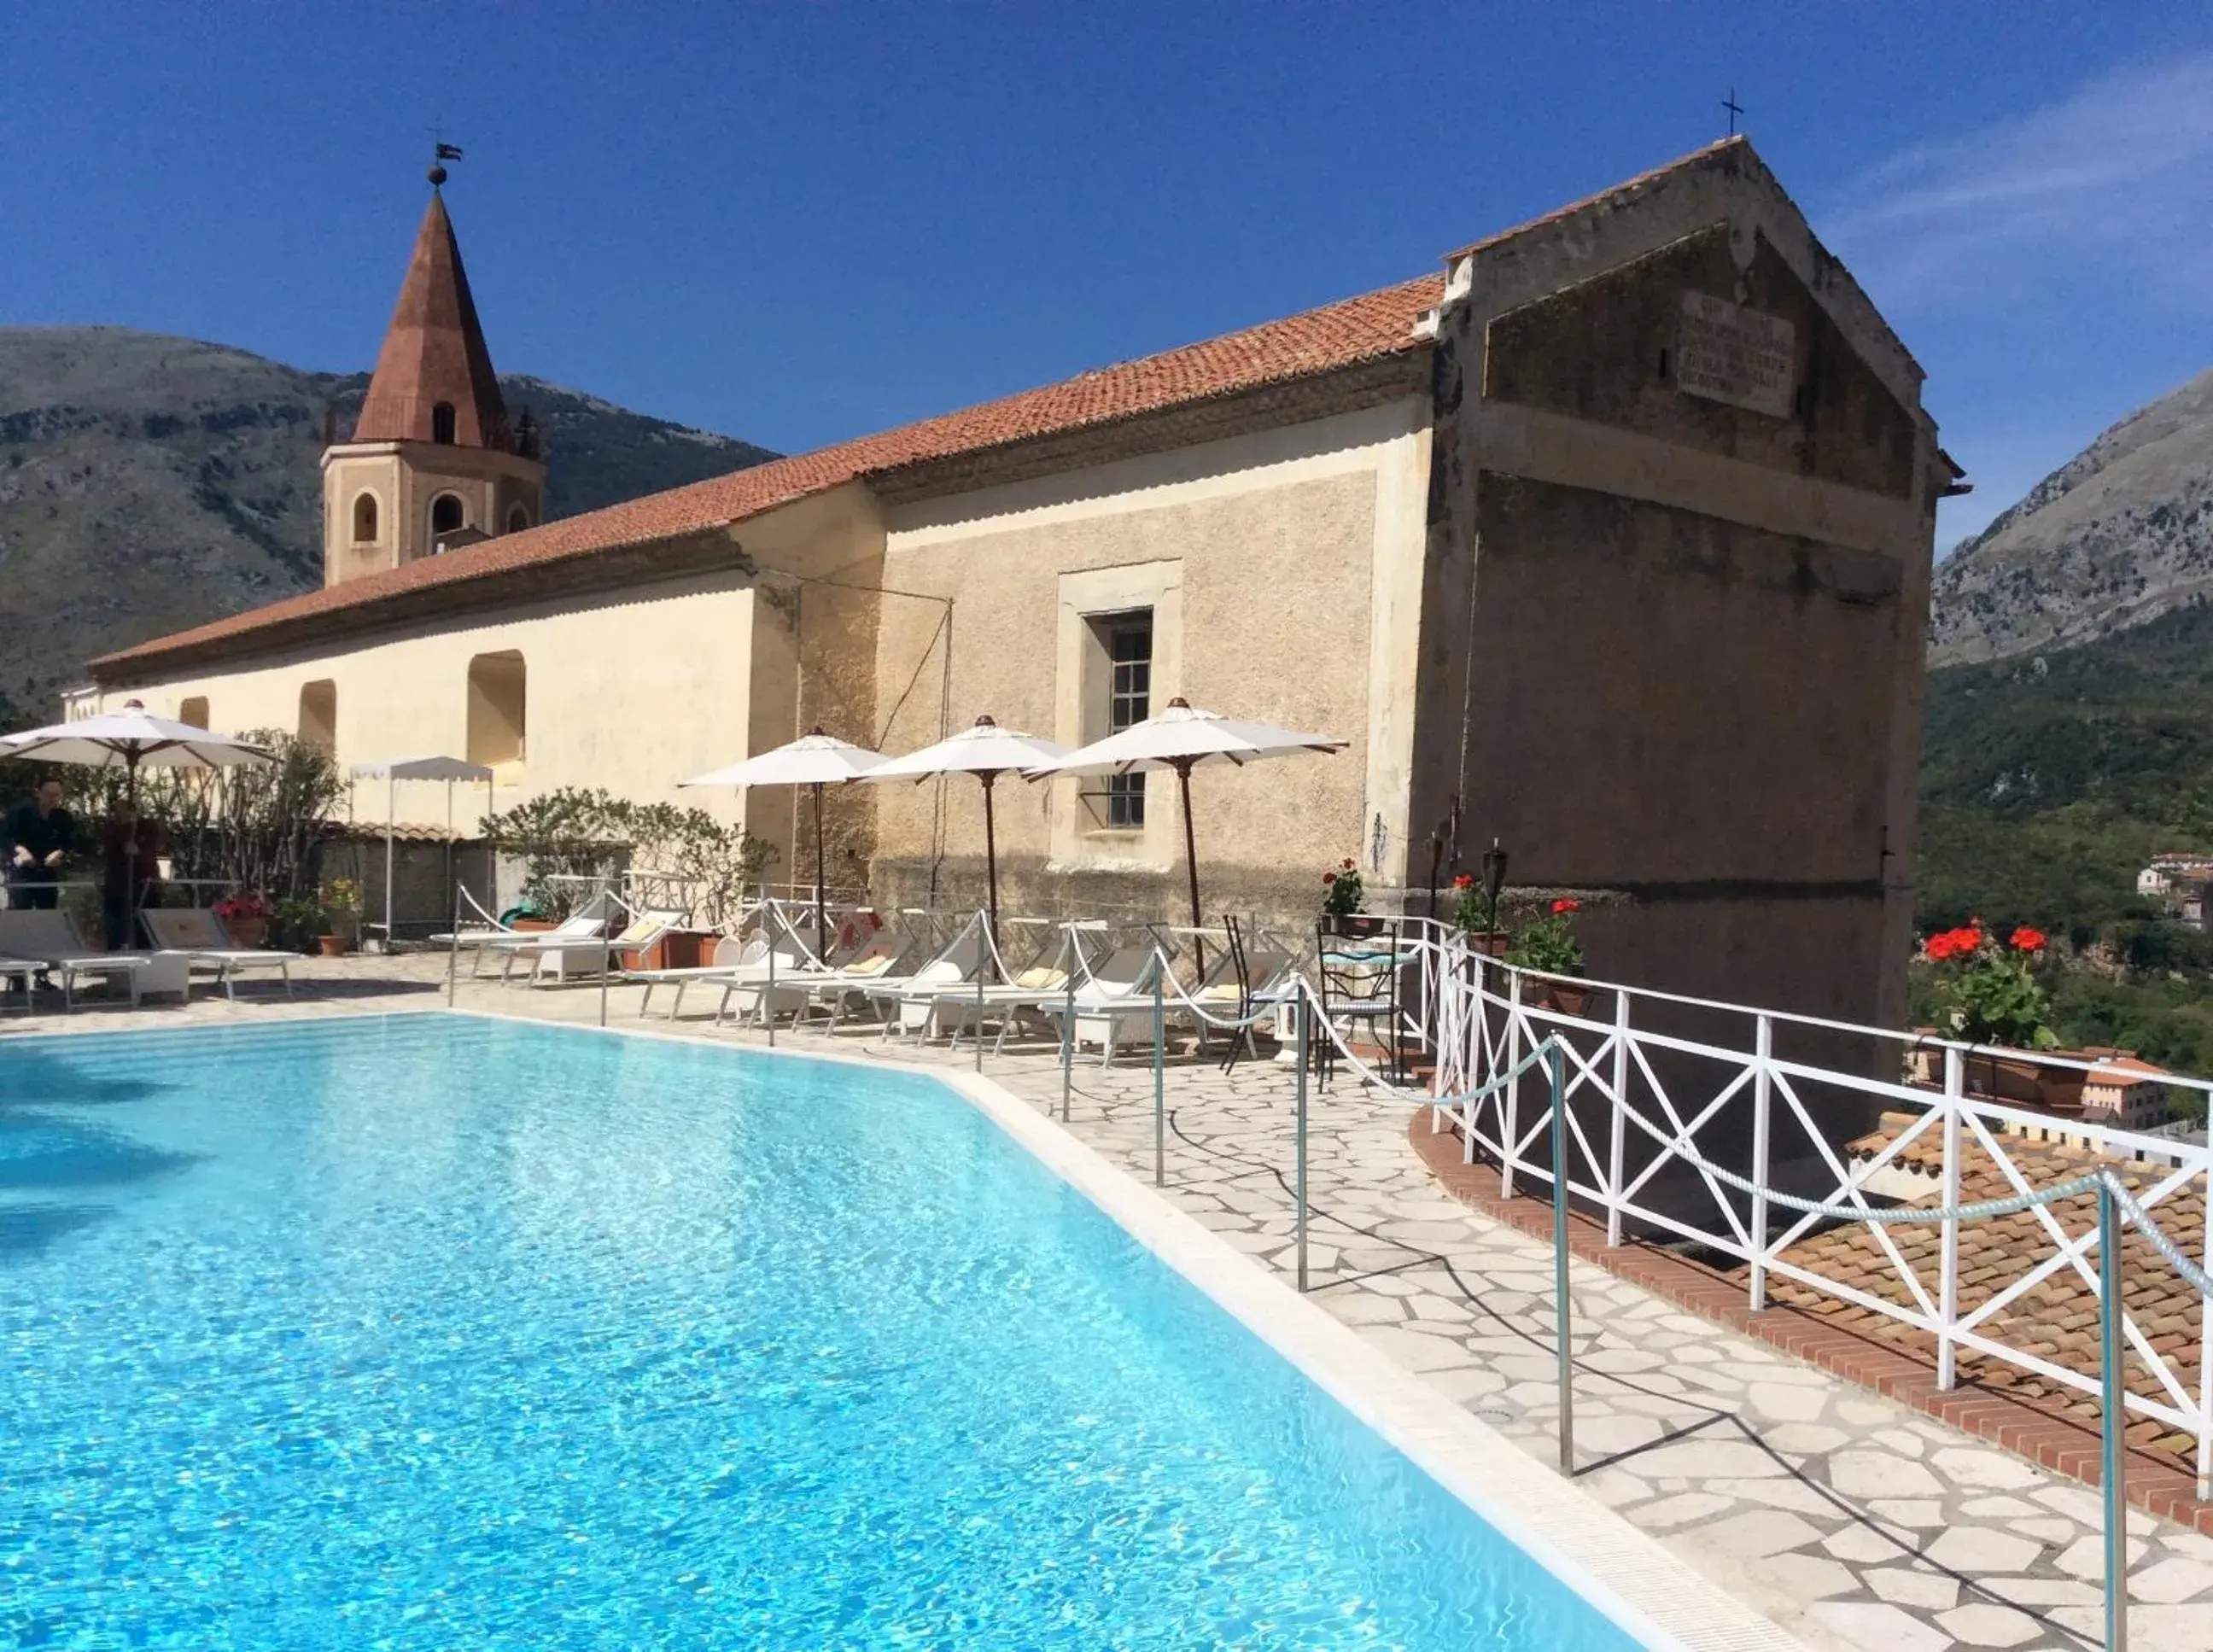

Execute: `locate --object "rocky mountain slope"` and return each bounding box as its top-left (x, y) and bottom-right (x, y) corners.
top-left (0, 326), bottom-right (774, 704)
top-left (1930, 366), bottom-right (2213, 664)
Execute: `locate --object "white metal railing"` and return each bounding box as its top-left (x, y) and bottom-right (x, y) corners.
top-left (1426, 943), bottom-right (2213, 1496)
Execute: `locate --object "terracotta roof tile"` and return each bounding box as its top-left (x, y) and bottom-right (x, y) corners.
top-left (94, 271), bottom-right (1444, 674)
top-left (1766, 1118), bottom-right (2206, 1461)
top-left (98, 136), bottom-right (1812, 678)
top-left (353, 193), bottom-right (512, 449)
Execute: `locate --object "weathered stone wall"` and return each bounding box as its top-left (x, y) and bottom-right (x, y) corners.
top-left (1412, 148), bottom-right (1941, 1035)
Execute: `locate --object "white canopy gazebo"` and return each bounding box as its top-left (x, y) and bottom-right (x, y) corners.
top-left (347, 756), bottom-right (494, 950)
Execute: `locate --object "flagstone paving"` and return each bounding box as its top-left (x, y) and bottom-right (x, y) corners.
top-left (12, 958), bottom-right (2213, 1651)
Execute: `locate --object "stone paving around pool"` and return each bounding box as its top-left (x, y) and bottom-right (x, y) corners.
top-left (11, 955), bottom-right (2213, 1652)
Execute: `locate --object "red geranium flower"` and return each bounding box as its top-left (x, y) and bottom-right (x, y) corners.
top-left (1322, 872), bottom-right (1337, 885)
top-left (2010, 925), bottom-right (2047, 954)
top-left (1341, 857), bottom-right (1357, 871)
top-left (1925, 931), bottom-right (1956, 961)
top-left (1451, 873), bottom-right (1474, 889)
top-left (1550, 898), bottom-right (1580, 914)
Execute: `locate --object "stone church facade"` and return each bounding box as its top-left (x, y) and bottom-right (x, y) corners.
top-left (82, 138), bottom-right (1961, 1028)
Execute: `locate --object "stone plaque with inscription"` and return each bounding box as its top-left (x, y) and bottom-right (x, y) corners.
top-left (1675, 292), bottom-right (1796, 417)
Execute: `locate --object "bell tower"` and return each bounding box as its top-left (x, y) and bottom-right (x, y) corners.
top-left (320, 158), bottom-right (546, 587)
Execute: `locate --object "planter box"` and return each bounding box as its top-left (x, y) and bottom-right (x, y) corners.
top-left (1966, 1051), bottom-right (2087, 1115)
top-left (1321, 914), bottom-right (1386, 939)
top-left (1519, 977), bottom-right (1592, 1017)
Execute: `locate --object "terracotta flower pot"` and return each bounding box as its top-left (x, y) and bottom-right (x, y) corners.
top-left (1546, 982), bottom-right (1592, 1017)
top-left (1463, 930), bottom-right (1512, 957)
top-left (227, 917), bottom-right (269, 949)
top-left (1323, 914), bottom-right (1384, 939)
top-left (1518, 977), bottom-right (1591, 1016)
top-left (317, 933), bottom-right (349, 957)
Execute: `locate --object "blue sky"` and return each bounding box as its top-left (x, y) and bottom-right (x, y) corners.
top-left (3, 3), bottom-right (2209, 548)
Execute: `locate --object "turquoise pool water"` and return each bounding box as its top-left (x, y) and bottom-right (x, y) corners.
top-left (0, 1016), bottom-right (1642, 1649)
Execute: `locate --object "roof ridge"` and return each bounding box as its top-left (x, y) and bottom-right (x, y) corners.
top-left (94, 267), bottom-right (1444, 672)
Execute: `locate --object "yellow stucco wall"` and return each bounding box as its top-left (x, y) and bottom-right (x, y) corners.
top-left (91, 575), bottom-right (758, 835)
top-left (96, 484), bottom-right (889, 882)
top-left (869, 397), bottom-right (1432, 919)
top-left (96, 412), bottom-right (1431, 925)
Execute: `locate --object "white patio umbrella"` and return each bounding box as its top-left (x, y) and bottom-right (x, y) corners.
top-left (680, 727), bottom-right (890, 945)
top-left (1025, 697), bottom-right (1347, 934)
top-left (1, 698), bottom-right (272, 931)
top-left (1, 699), bottom-right (272, 799)
top-left (348, 756), bottom-right (494, 950)
top-left (866, 715), bottom-right (1072, 945)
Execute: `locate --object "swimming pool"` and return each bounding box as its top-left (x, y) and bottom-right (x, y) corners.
top-left (1, 1015), bottom-right (1653, 1649)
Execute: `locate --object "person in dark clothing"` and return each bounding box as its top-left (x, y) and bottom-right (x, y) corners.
top-left (4, 779), bottom-right (76, 909)
top-left (99, 801), bottom-right (166, 950)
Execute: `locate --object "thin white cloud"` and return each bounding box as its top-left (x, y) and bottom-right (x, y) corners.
top-left (1824, 55), bottom-right (2213, 311)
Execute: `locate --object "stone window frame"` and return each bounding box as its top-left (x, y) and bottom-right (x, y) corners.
top-left (1050, 560), bottom-right (1182, 872)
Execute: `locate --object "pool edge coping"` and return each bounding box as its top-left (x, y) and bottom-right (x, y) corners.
top-left (20, 1004), bottom-right (1811, 1651)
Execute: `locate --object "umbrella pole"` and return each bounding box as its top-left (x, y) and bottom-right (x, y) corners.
top-left (1176, 760), bottom-right (1204, 977)
top-left (813, 779), bottom-right (826, 954)
top-left (386, 775), bottom-right (396, 953)
top-left (125, 752), bottom-right (141, 946)
top-left (981, 771), bottom-right (1001, 972)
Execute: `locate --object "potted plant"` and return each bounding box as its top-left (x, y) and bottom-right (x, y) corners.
top-left (1921, 922), bottom-right (2082, 1111)
top-left (317, 877), bottom-right (363, 956)
top-left (272, 895), bottom-right (325, 956)
top-left (213, 889), bottom-right (274, 949)
top-left (1320, 856), bottom-right (1379, 937)
top-left (1506, 898), bottom-right (1590, 1014)
top-left (1450, 873), bottom-right (1511, 956)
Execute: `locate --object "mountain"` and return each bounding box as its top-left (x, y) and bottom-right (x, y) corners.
top-left (0, 326), bottom-right (776, 705)
top-left (1929, 367), bottom-right (2213, 665)
top-left (1916, 604), bottom-right (2213, 1077)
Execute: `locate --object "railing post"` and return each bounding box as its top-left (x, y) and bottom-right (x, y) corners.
top-left (1295, 990), bottom-right (1311, 1293)
top-left (1549, 1038), bottom-right (1574, 1474)
top-left (1749, 1013), bottom-right (1772, 1311)
top-left (1152, 960), bottom-right (1165, 1188)
top-left (765, 921), bottom-right (777, 1048)
top-left (446, 884), bottom-right (459, 1008)
top-left (1501, 966), bottom-right (1521, 1199)
top-left (599, 934), bottom-right (610, 1028)
top-left (1606, 989), bottom-right (1629, 1248)
top-left (973, 943), bottom-right (984, 1074)
top-left (2099, 1174), bottom-right (2129, 1652)
top-left (2198, 1153), bottom-right (2212, 1499)
top-left (1938, 1047), bottom-right (1965, 1391)
top-left (1060, 948), bottom-right (1074, 1124)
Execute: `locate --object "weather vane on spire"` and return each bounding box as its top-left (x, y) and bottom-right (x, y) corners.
top-left (427, 121), bottom-right (463, 187)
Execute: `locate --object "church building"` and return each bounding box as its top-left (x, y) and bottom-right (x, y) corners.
top-left (80, 138), bottom-right (1963, 1028)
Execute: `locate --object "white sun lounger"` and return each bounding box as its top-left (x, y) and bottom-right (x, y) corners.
top-left (863, 925), bottom-right (990, 1042)
top-left (138, 908), bottom-right (295, 1000)
top-left (1035, 943), bottom-right (1191, 1067)
top-left (630, 933), bottom-right (755, 1019)
top-left (709, 925), bottom-right (864, 1027)
top-left (0, 913), bottom-right (146, 1011)
top-left (791, 936), bottom-right (920, 1031)
top-left (516, 909), bottom-right (689, 986)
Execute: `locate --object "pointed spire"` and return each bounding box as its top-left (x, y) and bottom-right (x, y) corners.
top-left (351, 190), bottom-right (511, 447)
